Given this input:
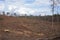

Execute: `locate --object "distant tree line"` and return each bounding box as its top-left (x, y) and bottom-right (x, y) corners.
top-left (0, 11), bottom-right (18, 16)
top-left (0, 11), bottom-right (41, 17)
top-left (0, 11), bottom-right (60, 22)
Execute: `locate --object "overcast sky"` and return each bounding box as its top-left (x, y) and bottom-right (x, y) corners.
top-left (0, 0), bottom-right (60, 16)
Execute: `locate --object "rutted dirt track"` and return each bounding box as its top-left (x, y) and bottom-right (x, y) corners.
top-left (0, 16), bottom-right (60, 40)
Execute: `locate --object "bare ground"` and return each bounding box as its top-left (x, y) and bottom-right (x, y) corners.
top-left (0, 16), bottom-right (60, 40)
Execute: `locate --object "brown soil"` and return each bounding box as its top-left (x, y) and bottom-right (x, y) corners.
top-left (0, 16), bottom-right (60, 40)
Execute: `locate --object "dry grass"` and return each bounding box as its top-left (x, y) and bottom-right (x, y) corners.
top-left (0, 15), bottom-right (60, 40)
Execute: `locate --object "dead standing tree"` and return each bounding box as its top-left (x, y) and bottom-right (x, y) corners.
top-left (51, 0), bottom-right (60, 26)
top-left (50, 0), bottom-right (60, 37)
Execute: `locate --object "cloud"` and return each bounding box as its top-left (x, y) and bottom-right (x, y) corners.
top-left (23, 0), bottom-right (35, 4)
top-left (16, 7), bottom-right (36, 15)
top-left (14, 6), bottom-right (51, 16)
top-left (4, 0), bottom-right (51, 15)
top-left (0, 4), bottom-right (4, 10)
top-left (0, 0), bottom-right (55, 15)
top-left (24, 0), bottom-right (51, 9)
top-left (8, 5), bottom-right (17, 11)
top-left (32, 0), bottom-right (50, 6)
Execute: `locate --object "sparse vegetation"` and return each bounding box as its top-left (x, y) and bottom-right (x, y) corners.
top-left (0, 18), bottom-right (4, 20)
top-left (0, 15), bottom-right (60, 40)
